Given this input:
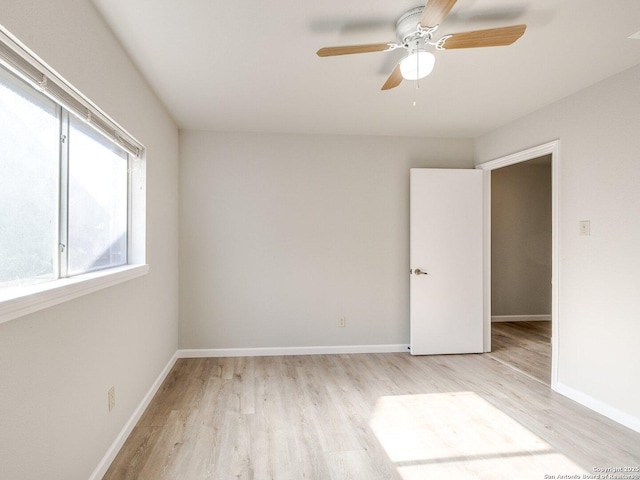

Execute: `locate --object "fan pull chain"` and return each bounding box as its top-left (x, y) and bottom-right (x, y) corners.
top-left (413, 39), bottom-right (420, 106)
top-left (416, 40), bottom-right (421, 90)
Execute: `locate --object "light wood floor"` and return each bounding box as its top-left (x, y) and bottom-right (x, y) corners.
top-left (104, 352), bottom-right (640, 480)
top-left (489, 321), bottom-right (552, 385)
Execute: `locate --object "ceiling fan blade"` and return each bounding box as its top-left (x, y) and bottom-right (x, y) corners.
top-left (381, 64), bottom-right (403, 90)
top-left (419, 0), bottom-right (458, 28)
top-left (316, 43), bottom-right (393, 57)
top-left (439, 24), bottom-right (526, 49)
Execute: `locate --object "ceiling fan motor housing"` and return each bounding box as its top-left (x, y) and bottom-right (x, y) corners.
top-left (396, 6), bottom-right (426, 45)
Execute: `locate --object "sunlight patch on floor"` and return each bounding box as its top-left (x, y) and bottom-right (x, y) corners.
top-left (369, 392), bottom-right (588, 479)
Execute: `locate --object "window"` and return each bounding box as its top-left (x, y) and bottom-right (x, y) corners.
top-left (0, 25), bottom-right (146, 323)
top-left (67, 117), bottom-right (129, 275)
top-left (0, 67), bottom-right (59, 289)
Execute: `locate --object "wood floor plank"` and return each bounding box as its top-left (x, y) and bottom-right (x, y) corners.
top-left (103, 351), bottom-right (640, 480)
top-left (490, 321), bottom-right (552, 384)
top-left (103, 426), bottom-right (162, 480)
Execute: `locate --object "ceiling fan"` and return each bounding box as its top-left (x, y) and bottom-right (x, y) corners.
top-left (316, 0), bottom-right (526, 90)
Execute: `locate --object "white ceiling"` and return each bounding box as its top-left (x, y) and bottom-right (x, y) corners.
top-left (91, 0), bottom-right (640, 138)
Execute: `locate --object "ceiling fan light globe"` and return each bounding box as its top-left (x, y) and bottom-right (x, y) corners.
top-left (400, 51), bottom-right (435, 80)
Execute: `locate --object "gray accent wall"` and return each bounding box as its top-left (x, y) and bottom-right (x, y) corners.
top-left (178, 131), bottom-right (474, 350)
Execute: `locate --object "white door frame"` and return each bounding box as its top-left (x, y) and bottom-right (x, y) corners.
top-left (476, 140), bottom-right (560, 389)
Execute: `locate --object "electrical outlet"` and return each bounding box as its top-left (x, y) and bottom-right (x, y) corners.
top-left (339, 316), bottom-right (346, 327)
top-left (108, 386), bottom-right (115, 412)
top-left (580, 220), bottom-right (590, 236)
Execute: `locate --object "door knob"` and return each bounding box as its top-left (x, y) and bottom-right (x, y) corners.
top-left (414, 268), bottom-right (428, 275)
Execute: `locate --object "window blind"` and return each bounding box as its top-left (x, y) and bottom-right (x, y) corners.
top-left (0, 25), bottom-right (143, 158)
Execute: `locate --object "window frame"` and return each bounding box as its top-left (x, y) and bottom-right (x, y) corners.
top-left (0, 25), bottom-right (147, 325)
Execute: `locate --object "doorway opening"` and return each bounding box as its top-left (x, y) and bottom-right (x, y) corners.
top-left (489, 155), bottom-right (552, 384)
top-left (476, 141), bottom-right (560, 389)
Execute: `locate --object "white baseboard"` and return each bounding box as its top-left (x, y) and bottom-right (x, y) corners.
top-left (88, 351), bottom-right (179, 480)
top-left (554, 381), bottom-right (640, 434)
top-left (491, 314), bottom-right (551, 322)
top-left (178, 344), bottom-right (410, 358)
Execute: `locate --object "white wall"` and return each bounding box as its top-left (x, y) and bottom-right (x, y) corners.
top-left (179, 131), bottom-right (473, 350)
top-left (0, 2), bottom-right (179, 479)
top-left (491, 157), bottom-right (552, 316)
top-left (476, 65), bottom-right (640, 425)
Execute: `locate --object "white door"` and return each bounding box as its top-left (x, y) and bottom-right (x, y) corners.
top-left (410, 168), bottom-right (484, 355)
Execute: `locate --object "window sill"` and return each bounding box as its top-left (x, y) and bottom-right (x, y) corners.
top-left (0, 264), bottom-right (149, 325)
